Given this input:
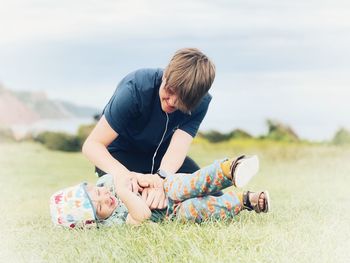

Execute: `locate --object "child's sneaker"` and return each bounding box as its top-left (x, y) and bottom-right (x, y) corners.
top-left (230, 155), bottom-right (259, 188)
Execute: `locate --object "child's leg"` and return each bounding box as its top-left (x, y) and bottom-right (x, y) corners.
top-left (220, 155), bottom-right (260, 187)
top-left (164, 159), bottom-right (234, 202)
top-left (174, 191), bottom-right (243, 222)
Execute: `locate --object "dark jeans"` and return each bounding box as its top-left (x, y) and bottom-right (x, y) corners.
top-left (95, 150), bottom-right (200, 177)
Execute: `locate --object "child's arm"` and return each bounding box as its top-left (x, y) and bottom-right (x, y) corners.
top-left (126, 214), bottom-right (142, 225)
top-left (115, 177), bottom-right (151, 223)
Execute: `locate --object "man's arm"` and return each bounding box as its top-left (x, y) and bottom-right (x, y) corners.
top-left (82, 115), bottom-right (139, 191)
top-left (159, 129), bottom-right (193, 173)
top-left (136, 129), bottom-right (193, 188)
top-left (142, 129), bottom-right (193, 209)
top-left (82, 115), bottom-right (124, 174)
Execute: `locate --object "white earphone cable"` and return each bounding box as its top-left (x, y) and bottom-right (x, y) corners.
top-left (151, 112), bottom-right (169, 174)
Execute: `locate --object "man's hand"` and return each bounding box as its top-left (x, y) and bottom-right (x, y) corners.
top-left (114, 174), bottom-right (133, 192)
top-left (141, 188), bottom-right (168, 210)
top-left (136, 174), bottom-right (163, 188)
top-left (128, 172), bottom-right (144, 193)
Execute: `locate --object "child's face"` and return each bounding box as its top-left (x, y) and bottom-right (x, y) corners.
top-left (86, 184), bottom-right (118, 220)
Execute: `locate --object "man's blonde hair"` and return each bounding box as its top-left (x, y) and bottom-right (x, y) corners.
top-left (164, 48), bottom-right (216, 111)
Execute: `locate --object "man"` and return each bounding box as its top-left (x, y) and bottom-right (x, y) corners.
top-left (82, 48), bottom-right (215, 210)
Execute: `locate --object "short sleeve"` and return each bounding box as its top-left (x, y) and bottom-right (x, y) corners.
top-left (179, 94), bottom-right (211, 137)
top-left (103, 78), bottom-right (140, 136)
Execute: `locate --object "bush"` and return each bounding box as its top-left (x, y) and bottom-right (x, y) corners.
top-left (230, 129), bottom-right (253, 139)
top-left (0, 127), bottom-right (14, 142)
top-left (198, 130), bottom-right (231, 143)
top-left (34, 131), bottom-right (80, 152)
top-left (77, 124), bottom-right (95, 146)
top-left (264, 119), bottom-right (299, 142)
top-left (198, 129), bottom-right (252, 143)
top-left (33, 123), bottom-right (95, 152)
top-left (332, 128), bottom-right (350, 145)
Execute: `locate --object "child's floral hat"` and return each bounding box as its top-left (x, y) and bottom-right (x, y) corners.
top-left (49, 183), bottom-right (98, 228)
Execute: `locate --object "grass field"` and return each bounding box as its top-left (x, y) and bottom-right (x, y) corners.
top-left (1, 139), bottom-right (349, 263)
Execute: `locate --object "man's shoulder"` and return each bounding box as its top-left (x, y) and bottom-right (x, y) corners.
top-left (203, 93), bottom-right (212, 103)
top-left (131, 68), bottom-right (163, 87)
top-left (196, 92), bottom-right (212, 110)
top-left (113, 68), bottom-right (163, 101)
top-left (133, 68), bottom-right (163, 76)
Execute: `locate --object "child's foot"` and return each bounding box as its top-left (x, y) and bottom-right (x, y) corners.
top-left (242, 191), bottom-right (270, 213)
top-left (231, 155), bottom-right (259, 188)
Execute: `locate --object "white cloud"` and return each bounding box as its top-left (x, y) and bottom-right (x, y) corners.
top-left (1, 0), bottom-right (350, 140)
top-left (1, 0), bottom-right (350, 45)
top-left (205, 69), bottom-right (350, 140)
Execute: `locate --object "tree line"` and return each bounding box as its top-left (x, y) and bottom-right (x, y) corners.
top-left (1, 119), bottom-right (350, 151)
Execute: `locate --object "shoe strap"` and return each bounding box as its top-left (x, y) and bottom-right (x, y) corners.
top-left (230, 155), bottom-right (246, 187)
top-left (242, 191), bottom-right (253, 211)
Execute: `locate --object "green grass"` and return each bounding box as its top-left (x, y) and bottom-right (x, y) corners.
top-left (1, 140), bottom-right (349, 263)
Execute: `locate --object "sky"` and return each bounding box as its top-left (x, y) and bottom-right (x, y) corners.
top-left (1, 0), bottom-right (350, 140)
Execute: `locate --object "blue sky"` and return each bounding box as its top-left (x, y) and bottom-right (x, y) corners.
top-left (1, 0), bottom-right (350, 140)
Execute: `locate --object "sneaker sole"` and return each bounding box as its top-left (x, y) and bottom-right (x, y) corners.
top-left (234, 155), bottom-right (259, 188)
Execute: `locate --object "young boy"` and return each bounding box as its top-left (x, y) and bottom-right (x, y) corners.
top-left (50, 155), bottom-right (270, 228)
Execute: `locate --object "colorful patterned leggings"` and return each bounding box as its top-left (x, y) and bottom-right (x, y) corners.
top-left (163, 160), bottom-right (242, 222)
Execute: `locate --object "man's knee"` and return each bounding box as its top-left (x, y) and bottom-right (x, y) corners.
top-left (177, 156), bottom-right (200, 173)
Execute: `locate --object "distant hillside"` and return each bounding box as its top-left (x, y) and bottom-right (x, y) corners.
top-left (0, 86), bottom-right (40, 125)
top-left (55, 100), bottom-right (99, 118)
top-left (0, 85), bottom-right (100, 126)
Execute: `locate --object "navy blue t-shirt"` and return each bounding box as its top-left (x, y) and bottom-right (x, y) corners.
top-left (103, 68), bottom-right (211, 156)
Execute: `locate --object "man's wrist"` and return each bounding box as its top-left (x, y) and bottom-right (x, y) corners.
top-left (156, 169), bottom-right (168, 179)
top-left (129, 171), bottom-right (139, 179)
